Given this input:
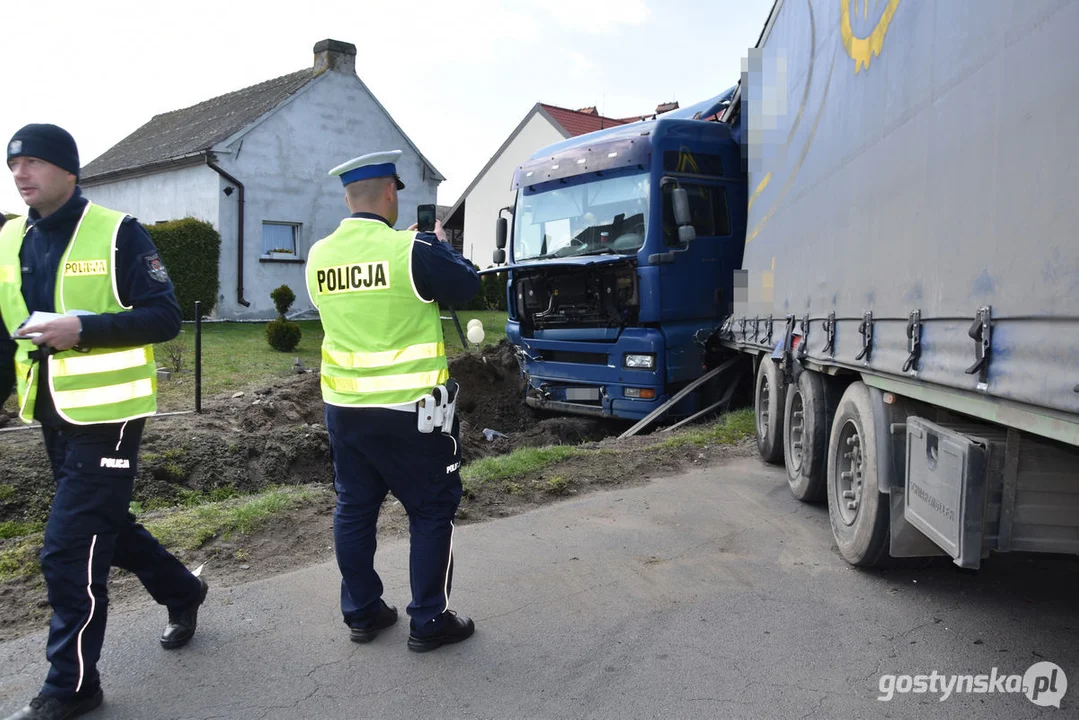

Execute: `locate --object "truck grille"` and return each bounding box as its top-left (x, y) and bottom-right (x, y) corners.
top-left (541, 351), bottom-right (609, 365)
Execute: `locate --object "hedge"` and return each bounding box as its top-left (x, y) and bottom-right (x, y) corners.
top-left (481, 269), bottom-right (508, 311)
top-left (446, 265), bottom-right (507, 312)
top-left (147, 218), bottom-right (221, 320)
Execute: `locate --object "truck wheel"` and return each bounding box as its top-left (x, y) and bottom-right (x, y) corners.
top-left (826, 382), bottom-right (890, 567)
top-left (754, 357), bottom-right (785, 465)
top-left (783, 370), bottom-right (838, 503)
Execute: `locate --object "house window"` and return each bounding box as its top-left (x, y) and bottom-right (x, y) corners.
top-left (262, 222), bottom-right (300, 258)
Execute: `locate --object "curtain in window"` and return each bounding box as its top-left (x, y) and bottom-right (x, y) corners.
top-left (262, 223), bottom-right (296, 254)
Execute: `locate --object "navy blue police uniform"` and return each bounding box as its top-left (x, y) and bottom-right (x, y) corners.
top-left (0, 187), bottom-right (205, 710)
top-left (324, 211), bottom-right (480, 644)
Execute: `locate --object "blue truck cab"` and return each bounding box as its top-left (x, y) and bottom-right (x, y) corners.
top-left (491, 105), bottom-right (747, 420)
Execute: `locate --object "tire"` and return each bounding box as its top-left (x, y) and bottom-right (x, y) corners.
top-left (754, 357), bottom-right (786, 465)
top-left (826, 382), bottom-right (890, 567)
top-left (783, 370), bottom-right (840, 503)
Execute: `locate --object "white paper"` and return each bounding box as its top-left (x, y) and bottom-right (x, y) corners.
top-left (15, 311), bottom-right (63, 338)
top-left (15, 310), bottom-right (93, 338)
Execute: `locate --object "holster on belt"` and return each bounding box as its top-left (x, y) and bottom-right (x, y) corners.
top-left (417, 378), bottom-right (460, 434)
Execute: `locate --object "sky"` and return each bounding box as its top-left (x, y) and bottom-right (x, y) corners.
top-left (0, 0), bottom-right (775, 214)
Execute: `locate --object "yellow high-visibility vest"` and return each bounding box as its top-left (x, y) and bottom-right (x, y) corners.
top-left (306, 218), bottom-right (448, 407)
top-left (0, 203), bottom-right (157, 424)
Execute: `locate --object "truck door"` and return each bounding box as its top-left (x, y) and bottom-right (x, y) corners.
top-left (656, 179), bottom-right (737, 323)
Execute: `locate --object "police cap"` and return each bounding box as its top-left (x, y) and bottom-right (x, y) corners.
top-left (329, 150), bottom-right (406, 190)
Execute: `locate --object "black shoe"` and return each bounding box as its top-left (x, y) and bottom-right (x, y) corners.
top-left (349, 601), bottom-right (398, 643)
top-left (407, 611), bottom-right (475, 653)
top-left (160, 577), bottom-right (209, 650)
top-left (3, 689), bottom-right (103, 720)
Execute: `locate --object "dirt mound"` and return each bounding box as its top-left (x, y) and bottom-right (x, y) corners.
top-left (451, 340), bottom-right (533, 462)
top-left (449, 341), bottom-right (619, 463)
top-left (232, 372), bottom-right (325, 433)
top-left (0, 340), bottom-right (624, 524)
top-left (450, 340), bottom-right (530, 431)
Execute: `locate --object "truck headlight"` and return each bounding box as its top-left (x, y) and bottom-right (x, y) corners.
top-left (623, 353), bottom-right (656, 369)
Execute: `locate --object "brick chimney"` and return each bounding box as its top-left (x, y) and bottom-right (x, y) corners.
top-left (576, 106), bottom-right (598, 116)
top-left (656, 101), bottom-right (680, 114)
top-left (313, 39), bottom-right (357, 75)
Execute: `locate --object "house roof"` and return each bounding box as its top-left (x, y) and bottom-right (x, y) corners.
top-left (443, 102), bottom-right (652, 227)
top-left (538, 104), bottom-right (630, 137)
top-left (81, 69), bottom-right (315, 182)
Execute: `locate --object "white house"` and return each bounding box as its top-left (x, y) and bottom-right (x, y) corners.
top-left (443, 102), bottom-right (679, 269)
top-left (80, 39), bottom-right (444, 320)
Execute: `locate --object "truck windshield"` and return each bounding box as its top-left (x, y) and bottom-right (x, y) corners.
top-left (513, 172), bottom-right (650, 262)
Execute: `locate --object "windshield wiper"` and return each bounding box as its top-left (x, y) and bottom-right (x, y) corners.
top-left (521, 246), bottom-right (629, 262)
top-left (524, 247), bottom-right (580, 261)
top-left (576, 247), bottom-right (628, 257)
top-left (524, 250), bottom-right (566, 261)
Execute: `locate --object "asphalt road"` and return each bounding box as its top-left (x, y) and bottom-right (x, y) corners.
top-left (1, 457), bottom-right (1076, 719)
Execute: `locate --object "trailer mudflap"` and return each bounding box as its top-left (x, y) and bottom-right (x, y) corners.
top-left (888, 490), bottom-right (948, 559)
top-left (904, 418), bottom-right (989, 568)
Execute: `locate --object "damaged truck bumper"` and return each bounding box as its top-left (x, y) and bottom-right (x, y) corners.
top-left (508, 323), bottom-right (676, 421)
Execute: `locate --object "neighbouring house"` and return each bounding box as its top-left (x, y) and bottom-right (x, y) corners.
top-left (442, 102), bottom-right (679, 268)
top-left (80, 39), bottom-right (444, 320)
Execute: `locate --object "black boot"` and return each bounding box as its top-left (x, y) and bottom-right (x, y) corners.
top-left (160, 578), bottom-right (209, 649)
top-left (3, 688), bottom-right (103, 720)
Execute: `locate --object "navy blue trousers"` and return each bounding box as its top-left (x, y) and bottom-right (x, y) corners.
top-left (38, 420), bottom-right (202, 700)
top-left (325, 405), bottom-right (463, 635)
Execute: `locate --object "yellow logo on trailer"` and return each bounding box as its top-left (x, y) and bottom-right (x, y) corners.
top-left (840, 0), bottom-right (901, 74)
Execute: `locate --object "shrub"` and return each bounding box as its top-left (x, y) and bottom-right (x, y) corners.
top-left (161, 332), bottom-right (188, 373)
top-left (266, 317), bottom-right (302, 352)
top-left (450, 264), bottom-right (505, 312)
top-left (270, 284), bottom-right (297, 316)
top-left (147, 218), bottom-right (221, 320)
top-left (266, 284), bottom-right (301, 352)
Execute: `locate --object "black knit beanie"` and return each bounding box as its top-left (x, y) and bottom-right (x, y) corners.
top-left (7, 124), bottom-right (80, 178)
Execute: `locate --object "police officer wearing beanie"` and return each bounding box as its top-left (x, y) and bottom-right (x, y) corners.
top-left (1, 124), bottom-right (208, 720)
top-left (307, 150), bottom-right (480, 651)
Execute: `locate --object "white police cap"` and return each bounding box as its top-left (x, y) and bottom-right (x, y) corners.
top-left (329, 150), bottom-right (406, 189)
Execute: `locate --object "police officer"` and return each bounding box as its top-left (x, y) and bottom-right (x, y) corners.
top-left (1, 124), bottom-right (208, 720)
top-left (307, 150), bottom-right (480, 651)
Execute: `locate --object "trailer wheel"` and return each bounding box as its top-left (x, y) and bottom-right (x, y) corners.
top-left (826, 382), bottom-right (890, 567)
top-left (783, 370), bottom-right (839, 503)
top-left (754, 357), bottom-right (785, 465)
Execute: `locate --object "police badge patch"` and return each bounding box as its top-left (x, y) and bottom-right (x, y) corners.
top-left (145, 253), bottom-right (169, 283)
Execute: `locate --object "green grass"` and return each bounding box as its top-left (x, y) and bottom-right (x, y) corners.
top-left (132, 485), bottom-right (243, 515)
top-left (462, 445), bottom-right (588, 484)
top-left (656, 409), bottom-right (756, 449)
top-left (0, 520), bottom-right (42, 540)
top-left (153, 321), bottom-right (325, 410)
top-left (0, 484), bottom-right (15, 503)
top-left (440, 309), bottom-right (508, 351)
top-left (0, 486), bottom-right (327, 582)
top-left (545, 475), bottom-right (570, 495)
top-left (0, 537), bottom-right (40, 582)
top-left (144, 486), bottom-right (323, 551)
top-left (152, 311), bottom-right (508, 411)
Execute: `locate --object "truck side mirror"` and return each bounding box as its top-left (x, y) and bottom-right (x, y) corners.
top-left (495, 218), bottom-right (508, 249)
top-left (672, 187), bottom-right (692, 226)
top-left (493, 248), bottom-right (506, 265)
